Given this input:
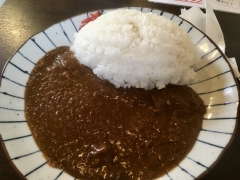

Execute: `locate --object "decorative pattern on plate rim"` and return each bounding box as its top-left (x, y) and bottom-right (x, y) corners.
top-left (0, 7), bottom-right (239, 180)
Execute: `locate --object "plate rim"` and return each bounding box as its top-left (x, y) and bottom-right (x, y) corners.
top-left (0, 6), bottom-right (239, 180)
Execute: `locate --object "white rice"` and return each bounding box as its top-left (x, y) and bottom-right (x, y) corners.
top-left (70, 9), bottom-right (200, 89)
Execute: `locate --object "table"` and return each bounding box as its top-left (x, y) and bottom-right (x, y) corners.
top-left (0, 0), bottom-right (239, 179)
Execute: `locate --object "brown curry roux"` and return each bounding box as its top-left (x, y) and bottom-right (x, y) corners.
top-left (25, 46), bottom-right (206, 180)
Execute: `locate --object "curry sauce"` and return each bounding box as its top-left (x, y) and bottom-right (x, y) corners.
top-left (25, 46), bottom-right (206, 179)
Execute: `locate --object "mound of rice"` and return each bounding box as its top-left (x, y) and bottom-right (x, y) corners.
top-left (70, 9), bottom-right (200, 89)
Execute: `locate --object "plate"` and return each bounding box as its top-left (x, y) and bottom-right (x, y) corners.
top-left (0, 7), bottom-right (239, 180)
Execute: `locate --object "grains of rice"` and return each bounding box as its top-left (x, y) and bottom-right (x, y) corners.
top-left (70, 9), bottom-right (200, 89)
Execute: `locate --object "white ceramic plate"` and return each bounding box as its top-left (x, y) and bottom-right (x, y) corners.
top-left (0, 7), bottom-right (239, 180)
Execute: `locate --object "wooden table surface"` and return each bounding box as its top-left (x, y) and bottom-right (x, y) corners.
top-left (0, 0), bottom-right (240, 179)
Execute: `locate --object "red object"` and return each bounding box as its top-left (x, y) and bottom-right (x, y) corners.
top-left (79, 11), bottom-right (102, 30)
top-left (175, 0), bottom-right (202, 3)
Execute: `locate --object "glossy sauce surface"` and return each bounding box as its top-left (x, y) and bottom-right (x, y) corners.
top-left (25, 46), bottom-right (206, 180)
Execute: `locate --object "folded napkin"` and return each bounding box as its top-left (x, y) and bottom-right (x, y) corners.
top-left (0, 0), bottom-right (5, 7)
top-left (180, 1), bottom-right (240, 79)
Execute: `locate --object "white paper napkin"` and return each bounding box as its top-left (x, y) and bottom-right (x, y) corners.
top-left (0, 0), bottom-right (5, 7)
top-left (180, 1), bottom-right (240, 79)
